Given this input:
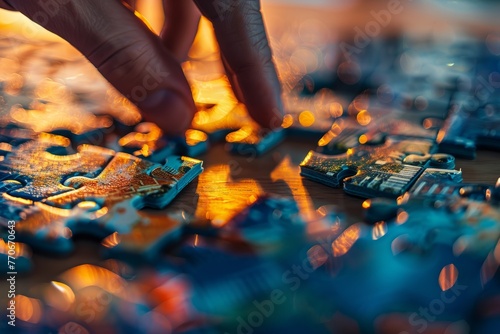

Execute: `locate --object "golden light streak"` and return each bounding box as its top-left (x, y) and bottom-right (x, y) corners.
top-left (332, 224), bottom-right (361, 257)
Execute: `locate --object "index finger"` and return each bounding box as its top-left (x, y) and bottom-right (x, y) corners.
top-left (194, 0), bottom-right (284, 129)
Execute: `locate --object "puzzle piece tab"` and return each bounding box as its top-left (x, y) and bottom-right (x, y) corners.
top-left (0, 132), bottom-right (113, 201)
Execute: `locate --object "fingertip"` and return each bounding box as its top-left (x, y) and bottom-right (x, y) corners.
top-left (137, 89), bottom-right (196, 136)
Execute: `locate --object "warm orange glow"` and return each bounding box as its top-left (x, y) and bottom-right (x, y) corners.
top-left (15, 295), bottom-right (42, 324)
top-left (59, 264), bottom-right (127, 295)
top-left (270, 156), bottom-right (315, 217)
top-left (44, 281), bottom-right (75, 311)
top-left (356, 110), bottom-right (372, 126)
top-left (188, 17), bottom-right (220, 60)
top-left (439, 264), bottom-right (459, 291)
top-left (298, 110), bottom-right (315, 127)
top-left (0, 239), bottom-right (31, 258)
top-left (317, 123), bottom-right (343, 147)
top-left (396, 210), bottom-right (409, 225)
top-left (281, 114), bottom-right (294, 128)
top-left (362, 200), bottom-right (371, 209)
top-left (195, 164), bottom-right (263, 226)
top-left (226, 126), bottom-right (258, 144)
top-left (332, 224), bottom-right (361, 257)
top-left (358, 134), bottom-right (368, 144)
top-left (397, 193), bottom-right (410, 205)
top-left (423, 118), bottom-right (433, 130)
top-left (101, 232), bottom-right (121, 249)
top-left (185, 129), bottom-right (208, 147)
top-left (329, 102), bottom-right (344, 118)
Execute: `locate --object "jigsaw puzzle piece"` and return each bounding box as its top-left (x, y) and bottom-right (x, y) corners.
top-left (99, 199), bottom-right (187, 260)
top-left (0, 151), bottom-right (202, 255)
top-left (364, 177), bottom-right (500, 255)
top-left (0, 132), bottom-right (114, 201)
top-left (303, 227), bottom-right (485, 332)
top-left (301, 137), bottom-right (457, 198)
top-left (47, 154), bottom-right (202, 209)
top-left (438, 96), bottom-right (500, 159)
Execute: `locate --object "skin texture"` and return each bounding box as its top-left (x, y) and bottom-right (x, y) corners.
top-left (0, 0), bottom-right (283, 135)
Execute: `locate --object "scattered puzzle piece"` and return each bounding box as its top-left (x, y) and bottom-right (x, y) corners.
top-left (0, 132), bottom-right (113, 201)
top-left (0, 150), bottom-right (203, 256)
top-left (300, 137), bottom-right (457, 198)
top-left (438, 96), bottom-right (500, 159)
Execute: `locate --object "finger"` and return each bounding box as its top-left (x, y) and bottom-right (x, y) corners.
top-left (0, 1), bottom-right (14, 10)
top-left (221, 52), bottom-right (245, 103)
top-left (193, 0), bottom-right (283, 129)
top-left (161, 0), bottom-right (201, 62)
top-left (8, 0), bottom-right (195, 135)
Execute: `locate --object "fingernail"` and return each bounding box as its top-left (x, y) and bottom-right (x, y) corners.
top-left (138, 89), bottom-right (195, 135)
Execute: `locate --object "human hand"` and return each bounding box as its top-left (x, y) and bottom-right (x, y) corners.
top-left (0, 0), bottom-right (283, 135)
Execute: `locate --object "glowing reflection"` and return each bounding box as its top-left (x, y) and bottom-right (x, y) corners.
top-left (298, 110), bottom-right (315, 127)
top-left (270, 156), bottom-right (315, 217)
top-left (397, 193), bottom-right (410, 205)
top-left (101, 232), bottom-right (121, 249)
top-left (439, 264), bottom-right (458, 291)
top-left (185, 129), bottom-right (208, 147)
top-left (59, 264), bottom-right (127, 295)
top-left (195, 164), bottom-right (263, 226)
top-left (15, 295), bottom-right (42, 324)
top-left (44, 281), bottom-right (75, 311)
top-left (356, 110), bottom-right (371, 126)
top-left (331, 224), bottom-right (361, 257)
top-left (358, 134), bottom-right (368, 144)
top-left (329, 102), bottom-right (344, 118)
top-left (317, 123), bottom-right (343, 147)
top-left (396, 210), bottom-right (409, 225)
top-left (307, 245), bottom-right (329, 269)
top-left (372, 221), bottom-right (387, 240)
top-left (0, 239), bottom-right (31, 258)
top-left (281, 114), bottom-right (294, 128)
